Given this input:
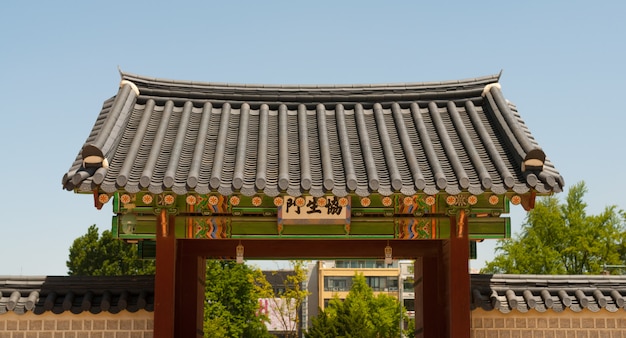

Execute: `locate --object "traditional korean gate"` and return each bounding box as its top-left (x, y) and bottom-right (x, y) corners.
top-left (108, 190), bottom-right (518, 337)
top-left (63, 72), bottom-right (563, 338)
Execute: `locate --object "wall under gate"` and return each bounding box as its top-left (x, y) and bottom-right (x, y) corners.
top-left (0, 311), bottom-right (154, 338)
top-left (471, 309), bottom-right (626, 338)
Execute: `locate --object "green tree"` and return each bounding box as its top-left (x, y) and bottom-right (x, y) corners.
top-left (266, 261), bottom-right (310, 338)
top-left (67, 228), bottom-right (288, 337)
top-left (306, 273), bottom-right (406, 338)
top-left (306, 308), bottom-right (339, 338)
top-left (203, 260), bottom-right (273, 338)
top-left (67, 224), bottom-right (155, 276)
top-left (483, 182), bottom-right (626, 274)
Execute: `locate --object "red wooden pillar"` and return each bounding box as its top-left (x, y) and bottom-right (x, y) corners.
top-left (154, 210), bottom-right (177, 338)
top-left (414, 257), bottom-right (424, 338)
top-left (417, 246), bottom-right (445, 338)
top-left (446, 210), bottom-right (470, 337)
top-left (176, 242), bottom-right (206, 337)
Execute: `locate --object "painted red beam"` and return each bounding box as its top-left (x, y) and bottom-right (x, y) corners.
top-left (177, 238), bottom-right (443, 259)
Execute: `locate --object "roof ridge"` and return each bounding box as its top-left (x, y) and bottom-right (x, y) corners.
top-left (119, 71), bottom-right (500, 92)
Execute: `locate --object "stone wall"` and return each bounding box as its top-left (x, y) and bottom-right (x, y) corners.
top-left (0, 311), bottom-right (153, 338)
top-left (4, 307), bottom-right (626, 337)
top-left (471, 308), bottom-right (626, 338)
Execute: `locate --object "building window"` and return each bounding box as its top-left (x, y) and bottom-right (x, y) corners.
top-left (388, 277), bottom-right (399, 291)
top-left (334, 259), bottom-right (386, 268)
top-left (324, 277), bottom-right (351, 291)
top-left (404, 299), bottom-right (415, 312)
top-left (365, 276), bottom-right (398, 291)
top-left (403, 279), bottom-right (414, 292)
top-left (367, 276), bottom-right (382, 290)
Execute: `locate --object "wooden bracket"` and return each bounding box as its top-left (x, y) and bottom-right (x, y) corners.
top-left (521, 191), bottom-right (537, 211)
top-left (93, 189), bottom-right (104, 210)
top-left (457, 209), bottom-right (467, 238)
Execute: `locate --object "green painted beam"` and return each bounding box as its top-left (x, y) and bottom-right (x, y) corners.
top-left (112, 214), bottom-right (510, 240)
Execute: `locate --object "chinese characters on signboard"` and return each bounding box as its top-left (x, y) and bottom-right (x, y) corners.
top-left (279, 196), bottom-right (349, 223)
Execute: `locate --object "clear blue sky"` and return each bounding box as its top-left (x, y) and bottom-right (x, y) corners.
top-left (2, 1), bottom-right (625, 275)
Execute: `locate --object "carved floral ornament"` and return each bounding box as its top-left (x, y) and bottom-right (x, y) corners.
top-left (100, 191), bottom-right (526, 210)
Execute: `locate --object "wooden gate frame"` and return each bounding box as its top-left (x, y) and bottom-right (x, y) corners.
top-left (153, 209), bottom-right (471, 338)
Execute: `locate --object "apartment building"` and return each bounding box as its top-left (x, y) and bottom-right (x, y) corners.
top-left (315, 260), bottom-right (402, 309)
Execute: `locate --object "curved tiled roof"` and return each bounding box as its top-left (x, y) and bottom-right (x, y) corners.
top-left (3, 275), bottom-right (624, 315)
top-left (472, 275), bottom-right (626, 313)
top-left (0, 276), bottom-right (154, 315)
top-left (62, 72), bottom-right (563, 198)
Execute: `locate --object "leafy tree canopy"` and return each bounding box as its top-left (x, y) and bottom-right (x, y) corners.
top-left (482, 182), bottom-right (626, 274)
top-left (67, 224), bottom-right (155, 276)
top-left (67, 227), bottom-right (295, 337)
top-left (306, 272), bottom-right (407, 338)
top-left (204, 260), bottom-right (273, 338)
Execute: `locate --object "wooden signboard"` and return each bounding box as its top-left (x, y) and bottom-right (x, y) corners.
top-left (278, 196), bottom-right (350, 225)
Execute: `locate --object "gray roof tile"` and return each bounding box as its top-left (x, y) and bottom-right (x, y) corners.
top-left (472, 274), bottom-right (626, 313)
top-left (2, 274), bottom-right (623, 315)
top-left (0, 276), bottom-right (154, 315)
top-left (62, 72), bottom-right (563, 197)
